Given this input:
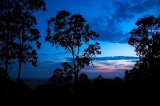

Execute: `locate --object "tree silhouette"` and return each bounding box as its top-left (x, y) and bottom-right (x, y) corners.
top-left (46, 10), bottom-right (101, 84)
top-left (0, 0), bottom-right (17, 82)
top-left (0, 1), bottom-right (21, 104)
top-left (13, 0), bottom-right (46, 85)
top-left (50, 68), bottom-right (64, 87)
top-left (128, 15), bottom-right (160, 81)
top-left (0, 1), bottom-right (46, 104)
top-left (79, 73), bottom-right (89, 82)
top-left (79, 73), bottom-right (89, 85)
top-left (93, 75), bottom-right (104, 84)
top-left (0, 0), bottom-right (46, 84)
top-left (50, 62), bottom-right (73, 87)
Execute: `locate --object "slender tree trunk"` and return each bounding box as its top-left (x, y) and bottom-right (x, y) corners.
top-left (17, 19), bottom-right (25, 85)
top-left (16, 28), bottom-right (24, 104)
top-left (75, 71), bottom-right (78, 85)
top-left (5, 0), bottom-right (10, 104)
top-left (17, 48), bottom-right (22, 84)
top-left (16, 50), bottom-right (22, 104)
top-left (5, 21), bottom-right (9, 106)
top-left (76, 45), bottom-right (80, 84)
top-left (71, 47), bottom-right (79, 94)
top-left (72, 51), bottom-right (78, 84)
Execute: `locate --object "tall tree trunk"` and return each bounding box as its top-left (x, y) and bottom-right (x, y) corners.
top-left (17, 47), bottom-right (22, 84)
top-left (75, 71), bottom-right (78, 85)
top-left (17, 21), bottom-right (24, 85)
top-left (16, 48), bottom-right (22, 104)
top-left (5, 0), bottom-right (10, 104)
top-left (16, 28), bottom-right (24, 104)
top-left (4, 19), bottom-right (9, 106)
top-left (72, 50), bottom-right (78, 85)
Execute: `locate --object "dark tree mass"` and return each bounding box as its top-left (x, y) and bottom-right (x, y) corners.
top-left (127, 15), bottom-right (160, 82)
top-left (0, 0), bottom-right (46, 82)
top-left (0, 0), bottom-right (46, 105)
top-left (45, 10), bottom-right (101, 85)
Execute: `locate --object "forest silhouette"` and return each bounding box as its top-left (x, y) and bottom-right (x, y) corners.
top-left (0, 0), bottom-right (159, 105)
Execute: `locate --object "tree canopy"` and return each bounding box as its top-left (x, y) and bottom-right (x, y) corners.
top-left (0, 0), bottom-right (46, 90)
top-left (46, 10), bottom-right (101, 84)
top-left (0, 0), bottom-right (46, 105)
top-left (127, 15), bottom-right (160, 81)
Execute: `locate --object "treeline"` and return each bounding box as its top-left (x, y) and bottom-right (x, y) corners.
top-left (0, 74), bottom-right (157, 105)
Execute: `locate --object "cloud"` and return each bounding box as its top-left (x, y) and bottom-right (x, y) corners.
top-left (64, 56), bottom-right (139, 65)
top-left (90, 17), bottom-right (130, 43)
top-left (92, 56), bottom-right (139, 61)
top-left (10, 55), bottom-right (138, 79)
top-left (47, 56), bottom-right (137, 77)
top-left (78, 56), bottom-right (138, 76)
top-left (126, 59), bottom-right (139, 63)
top-left (112, 1), bottom-right (135, 22)
top-left (40, 56), bottom-right (138, 72)
top-left (112, 0), bottom-right (151, 21)
top-left (89, 0), bottom-right (159, 43)
top-left (143, 0), bottom-right (160, 8)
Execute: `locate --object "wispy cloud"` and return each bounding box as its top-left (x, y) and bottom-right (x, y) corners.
top-left (65, 56), bottom-right (139, 62)
top-left (10, 55), bottom-right (138, 79)
top-left (93, 56), bottom-right (139, 60)
top-left (79, 56), bottom-right (138, 76)
top-left (52, 52), bottom-right (66, 55)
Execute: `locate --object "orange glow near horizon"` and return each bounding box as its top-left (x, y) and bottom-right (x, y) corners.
top-left (81, 59), bottom-right (135, 73)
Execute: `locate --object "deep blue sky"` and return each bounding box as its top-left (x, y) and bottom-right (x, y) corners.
top-left (10, 0), bottom-right (160, 80)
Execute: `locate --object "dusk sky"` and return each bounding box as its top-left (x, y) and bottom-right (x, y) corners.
top-left (10, 0), bottom-right (160, 80)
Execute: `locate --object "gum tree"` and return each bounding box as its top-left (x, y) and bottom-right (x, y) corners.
top-left (0, 0), bottom-right (46, 104)
top-left (46, 10), bottom-right (101, 84)
top-left (128, 15), bottom-right (160, 81)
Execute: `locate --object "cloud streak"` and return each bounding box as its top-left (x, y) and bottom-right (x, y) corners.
top-left (65, 56), bottom-right (139, 61)
top-left (35, 56), bottom-right (138, 74)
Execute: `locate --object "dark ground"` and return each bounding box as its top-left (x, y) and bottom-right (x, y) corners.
top-left (0, 78), bottom-right (159, 105)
